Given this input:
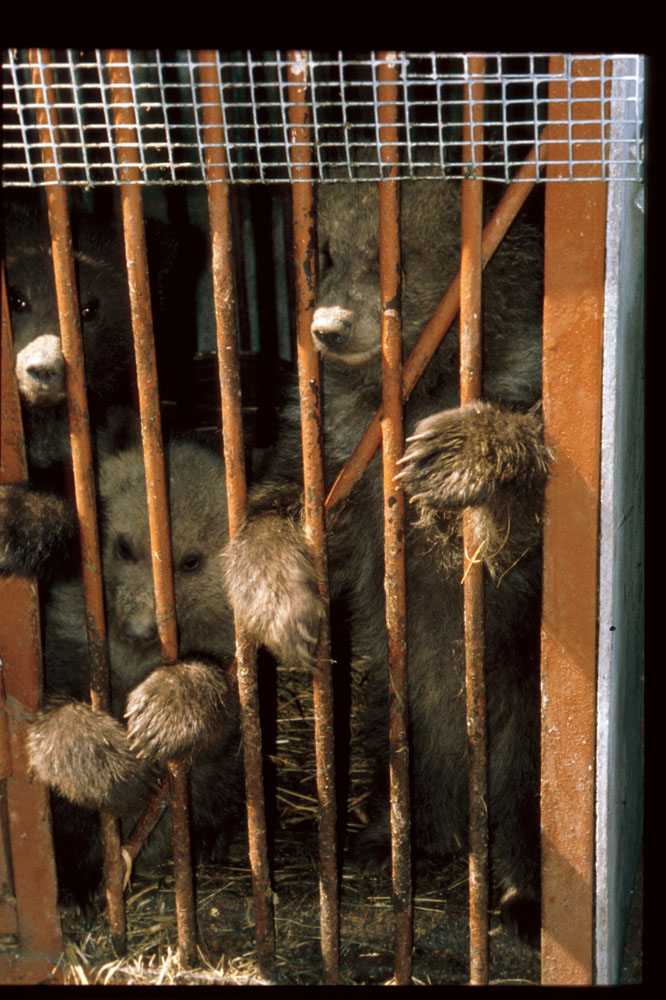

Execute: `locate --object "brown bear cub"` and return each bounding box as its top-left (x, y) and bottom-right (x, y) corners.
top-left (1, 196), bottom-right (139, 581)
top-left (223, 179), bottom-right (548, 945)
top-left (26, 440), bottom-right (243, 907)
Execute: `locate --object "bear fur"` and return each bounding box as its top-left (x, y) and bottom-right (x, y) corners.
top-left (223, 179), bottom-right (548, 944)
top-left (25, 439), bottom-right (243, 906)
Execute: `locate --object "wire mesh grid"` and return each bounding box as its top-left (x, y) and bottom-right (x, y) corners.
top-left (2, 50), bottom-right (645, 186)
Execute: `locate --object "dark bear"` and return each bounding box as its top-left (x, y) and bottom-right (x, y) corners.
top-left (0, 192), bottom-right (190, 581)
top-left (2, 194), bottom-right (138, 469)
top-left (25, 439), bottom-right (243, 906)
top-left (223, 179), bottom-right (548, 944)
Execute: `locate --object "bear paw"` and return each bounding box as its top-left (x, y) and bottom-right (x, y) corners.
top-left (26, 700), bottom-right (157, 814)
top-left (126, 661), bottom-right (231, 764)
top-left (396, 402), bottom-right (548, 511)
top-left (0, 484), bottom-right (77, 578)
top-left (224, 515), bottom-right (325, 670)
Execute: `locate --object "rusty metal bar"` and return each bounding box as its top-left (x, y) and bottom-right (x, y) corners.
top-left (0, 268), bottom-right (63, 984)
top-left (287, 50), bottom-right (339, 986)
top-left (106, 49), bottom-right (196, 968)
top-left (325, 136), bottom-right (548, 525)
top-left (460, 55), bottom-right (489, 986)
top-left (27, 48), bottom-right (128, 954)
top-left (1, 271), bottom-right (29, 494)
top-left (376, 52), bottom-right (412, 987)
top-left (540, 56), bottom-right (605, 985)
top-left (197, 49), bottom-right (276, 981)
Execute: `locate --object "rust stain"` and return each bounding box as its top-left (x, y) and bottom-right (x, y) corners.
top-left (197, 50), bottom-right (275, 980)
top-left (377, 52), bottom-right (412, 987)
top-left (107, 49), bottom-right (195, 967)
top-left (460, 55), bottom-right (490, 987)
top-left (287, 50), bottom-right (340, 986)
top-left (27, 47), bottom-right (126, 952)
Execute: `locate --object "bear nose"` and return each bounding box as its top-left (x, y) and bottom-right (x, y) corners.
top-left (122, 615), bottom-right (158, 643)
top-left (26, 363), bottom-right (59, 386)
top-left (16, 334), bottom-right (66, 403)
top-left (311, 307), bottom-right (353, 351)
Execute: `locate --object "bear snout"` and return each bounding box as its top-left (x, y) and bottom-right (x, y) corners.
top-left (121, 612), bottom-right (158, 643)
top-left (311, 306), bottom-right (354, 352)
top-left (16, 334), bottom-right (66, 406)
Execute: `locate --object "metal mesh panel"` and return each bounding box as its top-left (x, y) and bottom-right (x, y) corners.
top-left (2, 50), bottom-right (645, 186)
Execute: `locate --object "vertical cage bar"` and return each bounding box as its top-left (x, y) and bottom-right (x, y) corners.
top-left (0, 270), bottom-right (64, 984)
top-left (106, 48), bottom-right (197, 969)
top-left (325, 139), bottom-right (543, 524)
top-left (540, 55), bottom-right (605, 985)
top-left (26, 48), bottom-right (128, 955)
top-left (460, 54), bottom-right (490, 986)
top-left (197, 49), bottom-right (276, 981)
top-left (376, 52), bottom-right (412, 986)
top-left (287, 49), bottom-right (339, 986)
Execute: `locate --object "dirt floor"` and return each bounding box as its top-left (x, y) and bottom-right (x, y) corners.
top-left (53, 837), bottom-right (643, 986)
top-left (56, 836), bottom-right (542, 986)
top-left (53, 834), bottom-right (643, 986)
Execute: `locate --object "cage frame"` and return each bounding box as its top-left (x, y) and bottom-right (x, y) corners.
top-left (0, 48), bottom-right (644, 986)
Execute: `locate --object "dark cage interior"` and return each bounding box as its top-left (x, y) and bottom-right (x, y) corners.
top-left (0, 50), bottom-right (644, 986)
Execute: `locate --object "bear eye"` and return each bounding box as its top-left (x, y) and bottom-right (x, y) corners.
top-left (8, 288), bottom-right (28, 313)
top-left (115, 535), bottom-right (136, 562)
top-left (180, 553), bottom-right (202, 573)
top-left (81, 297), bottom-right (100, 322)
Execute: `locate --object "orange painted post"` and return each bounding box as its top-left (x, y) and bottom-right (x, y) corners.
top-left (287, 49), bottom-right (339, 986)
top-left (106, 49), bottom-right (196, 968)
top-left (197, 50), bottom-right (276, 981)
top-left (0, 269), bottom-right (63, 984)
top-left (540, 55), bottom-right (606, 984)
top-left (376, 52), bottom-right (412, 986)
top-left (460, 54), bottom-right (489, 987)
